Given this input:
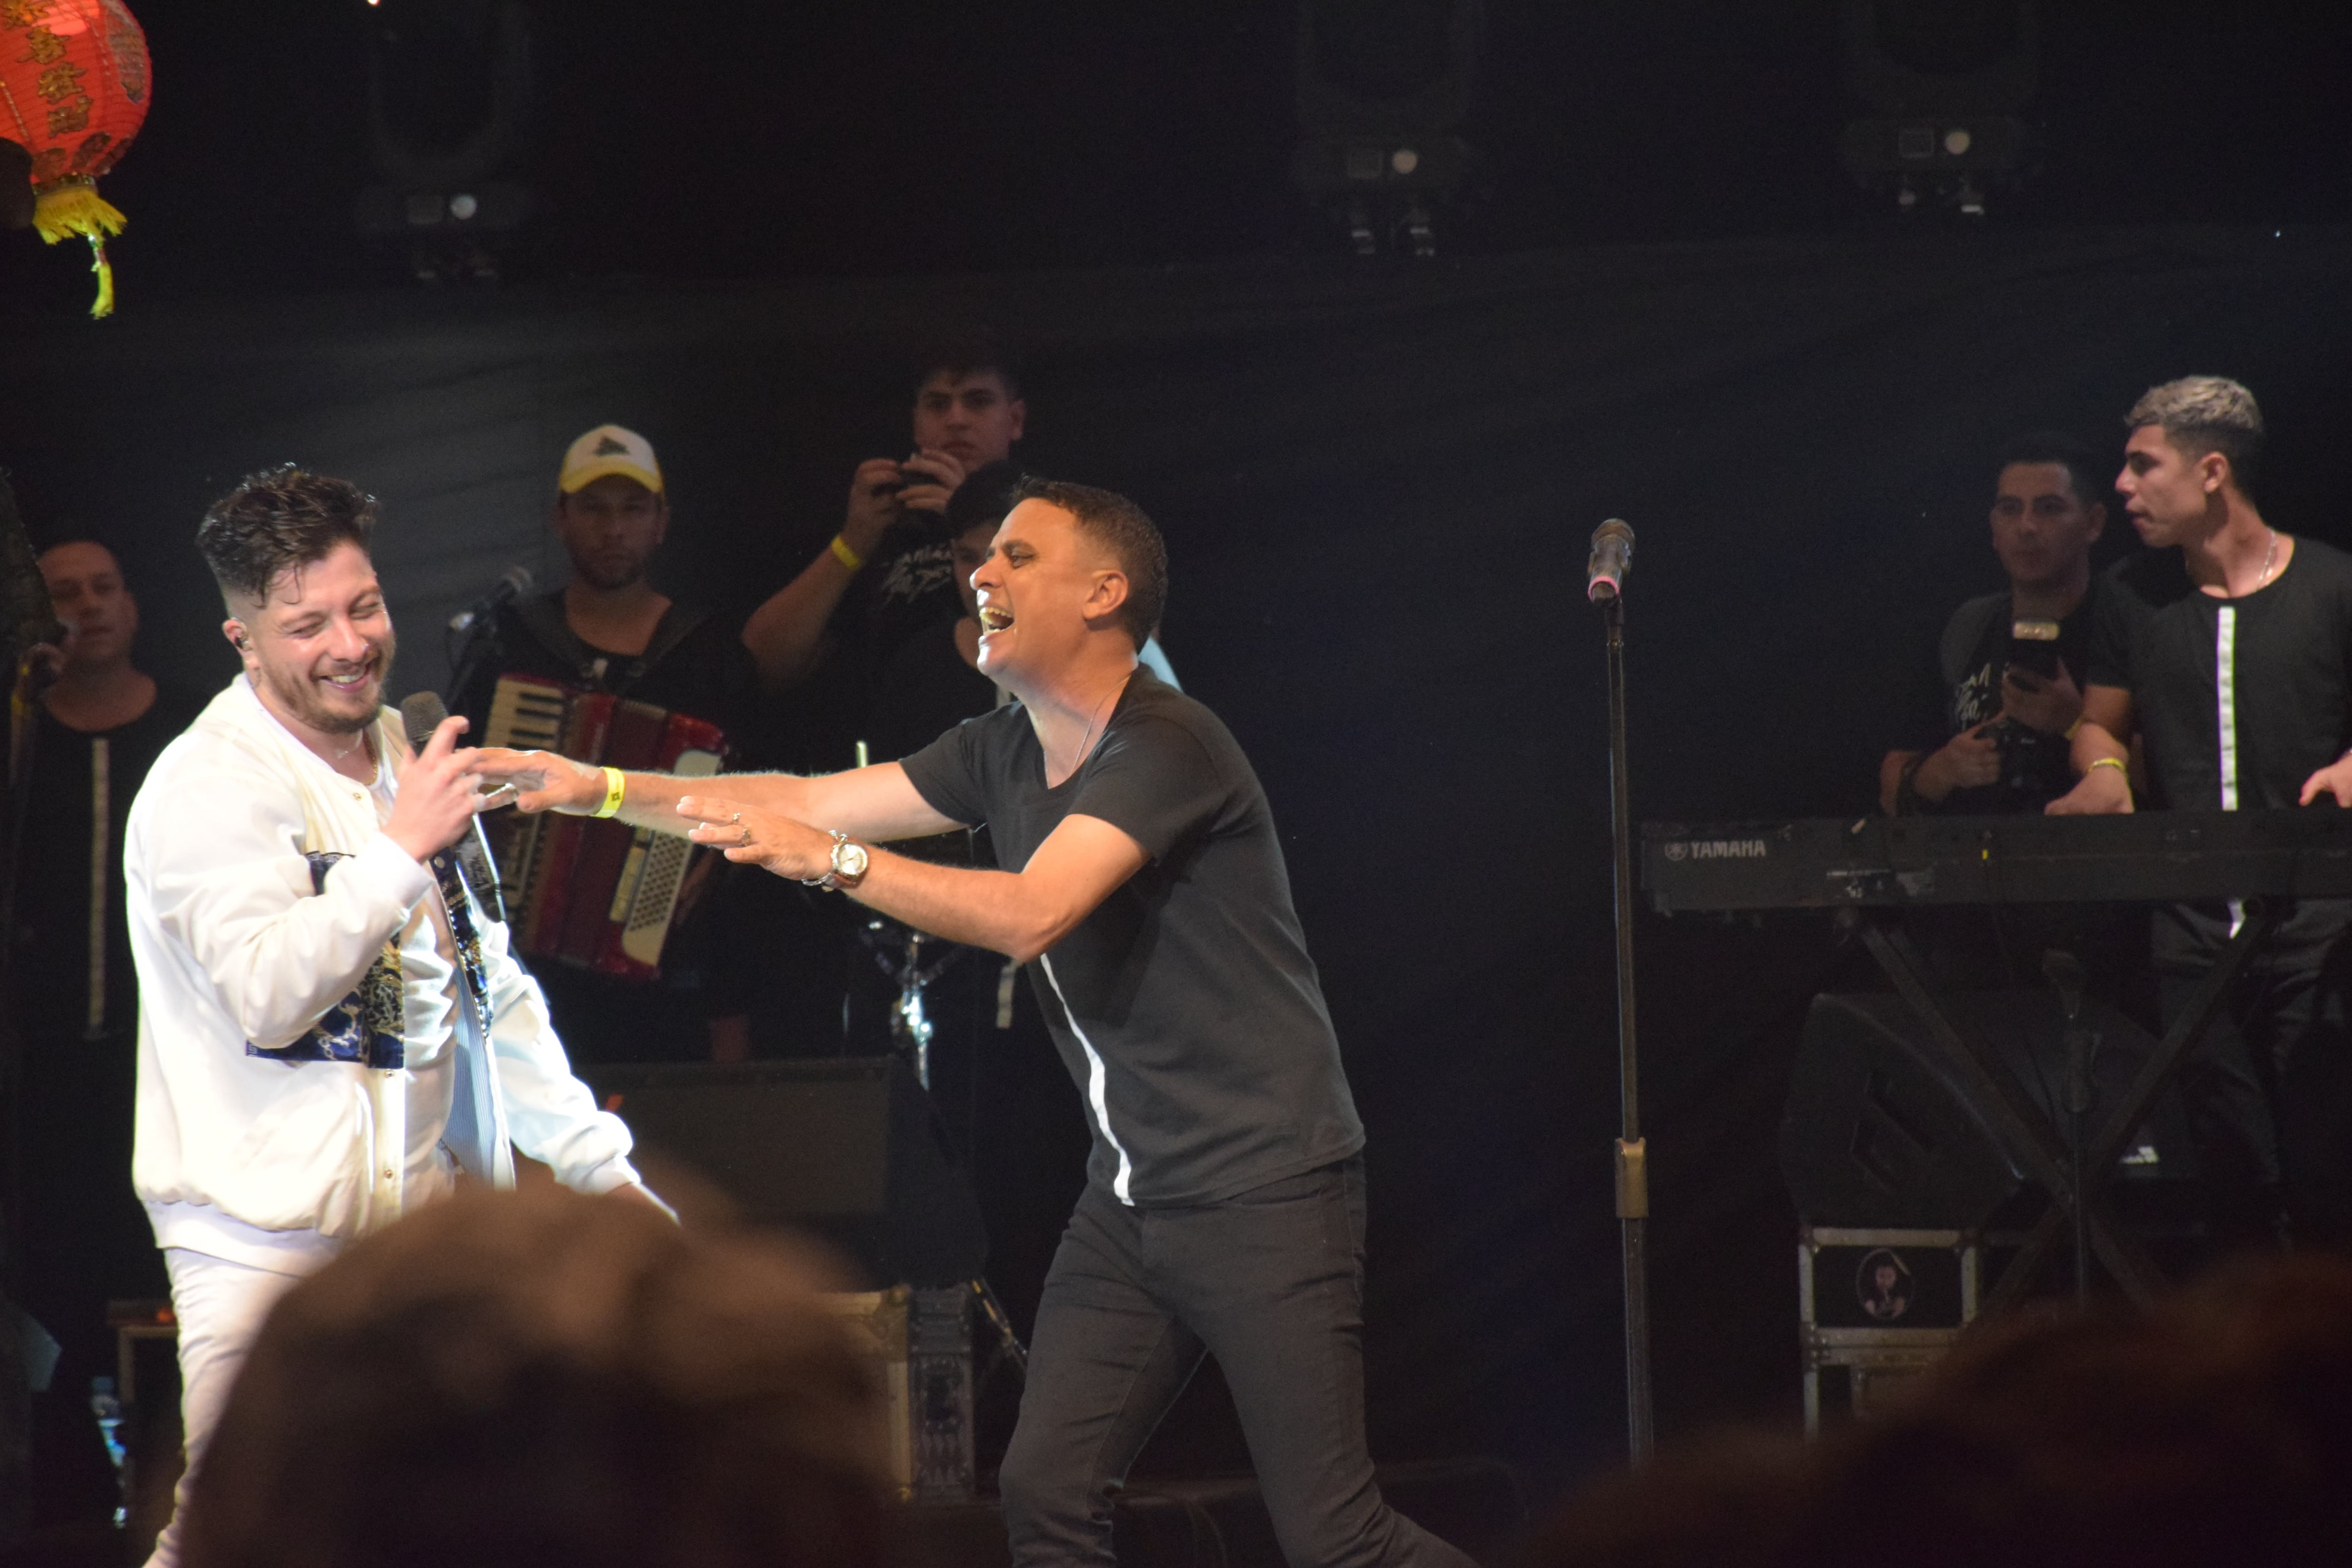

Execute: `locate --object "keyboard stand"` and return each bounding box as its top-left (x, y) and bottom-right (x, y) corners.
top-left (1854, 901), bottom-right (2273, 1310)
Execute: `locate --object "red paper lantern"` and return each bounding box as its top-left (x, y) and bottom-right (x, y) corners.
top-left (0, 0), bottom-right (150, 317)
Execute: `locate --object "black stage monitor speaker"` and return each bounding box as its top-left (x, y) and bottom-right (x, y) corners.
top-left (586, 1056), bottom-right (986, 1289)
top-left (1780, 989), bottom-right (2175, 1230)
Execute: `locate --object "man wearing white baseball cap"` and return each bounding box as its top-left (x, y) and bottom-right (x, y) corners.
top-left (452, 424), bottom-right (759, 1064)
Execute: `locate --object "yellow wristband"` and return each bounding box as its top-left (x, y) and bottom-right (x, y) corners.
top-left (829, 534), bottom-right (864, 572)
top-left (2087, 756), bottom-right (2127, 776)
top-left (592, 765), bottom-right (626, 819)
top-left (2064, 716), bottom-right (2084, 741)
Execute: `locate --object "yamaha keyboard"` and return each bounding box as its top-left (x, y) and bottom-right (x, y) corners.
top-left (1642, 810), bottom-right (2352, 913)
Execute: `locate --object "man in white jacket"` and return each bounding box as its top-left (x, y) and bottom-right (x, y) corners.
top-left (124, 465), bottom-right (661, 1567)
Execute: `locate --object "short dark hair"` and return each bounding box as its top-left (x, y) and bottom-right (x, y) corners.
top-left (181, 1186), bottom-right (889, 1568)
top-left (912, 331), bottom-right (1023, 401)
top-left (196, 465), bottom-right (377, 605)
top-left (1011, 478), bottom-right (1166, 650)
top-left (946, 460), bottom-right (1028, 537)
top-left (2127, 375), bottom-right (2265, 494)
top-left (1995, 431), bottom-right (2107, 509)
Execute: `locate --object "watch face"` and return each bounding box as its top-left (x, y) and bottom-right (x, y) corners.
top-left (837, 841), bottom-right (871, 878)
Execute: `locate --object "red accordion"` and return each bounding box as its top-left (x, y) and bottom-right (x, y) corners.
top-left (480, 675), bottom-right (727, 982)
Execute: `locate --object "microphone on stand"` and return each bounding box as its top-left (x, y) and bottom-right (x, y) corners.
top-left (1587, 518), bottom-right (1635, 603)
top-left (447, 565), bottom-right (534, 635)
top-left (399, 691), bottom-right (508, 924)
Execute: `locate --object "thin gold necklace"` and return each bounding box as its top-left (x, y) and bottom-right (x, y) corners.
top-left (1072, 674), bottom-right (1131, 772)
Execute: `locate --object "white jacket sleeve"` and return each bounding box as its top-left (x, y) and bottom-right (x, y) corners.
top-left (142, 758), bottom-right (432, 1051)
top-left (476, 913), bottom-right (642, 1194)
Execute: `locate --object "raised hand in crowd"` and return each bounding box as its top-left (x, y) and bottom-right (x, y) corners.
top-left (894, 447), bottom-right (966, 516)
top-left (840, 449), bottom-right (969, 565)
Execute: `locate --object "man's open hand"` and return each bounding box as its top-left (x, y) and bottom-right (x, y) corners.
top-left (676, 795), bottom-right (834, 881)
top-left (2299, 756), bottom-right (2352, 807)
top-left (468, 747), bottom-right (604, 816)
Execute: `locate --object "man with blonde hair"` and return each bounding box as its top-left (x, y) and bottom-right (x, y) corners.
top-left (2051, 376), bottom-right (2352, 1249)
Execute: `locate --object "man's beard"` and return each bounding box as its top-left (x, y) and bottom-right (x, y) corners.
top-left (261, 633), bottom-right (396, 736)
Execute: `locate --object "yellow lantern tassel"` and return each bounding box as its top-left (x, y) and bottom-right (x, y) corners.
top-left (33, 180), bottom-right (128, 320)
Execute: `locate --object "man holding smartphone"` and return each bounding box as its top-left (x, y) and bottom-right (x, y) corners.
top-left (1881, 432), bottom-right (2110, 817)
top-left (740, 337), bottom-right (1028, 695)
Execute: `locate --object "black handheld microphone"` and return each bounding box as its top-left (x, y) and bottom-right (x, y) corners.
top-left (447, 565), bottom-right (534, 635)
top-left (1587, 518), bottom-right (1635, 603)
top-left (399, 691), bottom-right (508, 924)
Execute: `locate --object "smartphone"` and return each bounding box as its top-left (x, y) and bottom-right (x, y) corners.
top-left (2008, 618), bottom-right (2063, 680)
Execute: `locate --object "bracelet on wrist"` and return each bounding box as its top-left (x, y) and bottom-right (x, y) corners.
top-left (592, 765), bottom-right (626, 819)
top-left (1893, 753), bottom-right (1928, 816)
top-left (2086, 756), bottom-right (2127, 777)
top-left (829, 534), bottom-right (864, 573)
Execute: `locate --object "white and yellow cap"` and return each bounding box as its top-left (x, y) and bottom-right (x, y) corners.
top-left (558, 424), bottom-right (663, 495)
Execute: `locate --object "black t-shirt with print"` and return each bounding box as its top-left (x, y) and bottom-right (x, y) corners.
top-left (1909, 586), bottom-right (2098, 814)
top-left (2085, 539), bottom-right (2352, 812)
top-left (859, 513), bottom-right (966, 673)
top-left (898, 668), bottom-right (1365, 1207)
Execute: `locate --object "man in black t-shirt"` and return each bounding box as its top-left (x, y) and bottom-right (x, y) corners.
top-left (1878, 436), bottom-right (2133, 990)
top-left (1882, 433), bottom-right (2108, 818)
top-left (740, 337), bottom-right (1027, 700)
top-left (450, 425), bottom-right (759, 1065)
top-left (475, 480), bottom-right (1473, 1568)
top-left (11, 541), bottom-right (203, 1523)
top-left (2051, 376), bottom-right (2352, 1247)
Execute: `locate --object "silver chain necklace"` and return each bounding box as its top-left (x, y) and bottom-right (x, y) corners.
top-left (2257, 527), bottom-right (2280, 588)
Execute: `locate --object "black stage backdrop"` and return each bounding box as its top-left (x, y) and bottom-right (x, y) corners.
top-left (8, 224), bottom-right (2352, 1501)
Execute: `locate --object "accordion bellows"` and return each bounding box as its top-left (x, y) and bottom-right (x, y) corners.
top-left (481, 675), bottom-right (726, 982)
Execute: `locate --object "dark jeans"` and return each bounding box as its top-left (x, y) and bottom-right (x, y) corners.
top-left (998, 1158), bottom-right (1476, 1568)
top-left (2154, 899), bottom-right (2352, 1248)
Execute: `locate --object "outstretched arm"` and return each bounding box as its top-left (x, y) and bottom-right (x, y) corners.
top-left (678, 796), bottom-right (1145, 965)
top-left (469, 748), bottom-right (962, 843)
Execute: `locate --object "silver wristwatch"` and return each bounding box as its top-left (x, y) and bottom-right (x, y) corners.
top-left (801, 830), bottom-right (870, 892)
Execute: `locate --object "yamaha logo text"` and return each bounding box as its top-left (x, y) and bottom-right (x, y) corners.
top-left (1665, 838), bottom-right (1769, 862)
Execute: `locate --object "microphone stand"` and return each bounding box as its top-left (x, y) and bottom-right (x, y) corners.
top-left (1594, 577), bottom-right (1654, 1464)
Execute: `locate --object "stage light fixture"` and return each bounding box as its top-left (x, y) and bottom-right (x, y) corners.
top-left (350, 0), bottom-right (534, 283)
top-left (1289, 0), bottom-right (1483, 258)
top-left (1838, 0), bottom-right (2038, 218)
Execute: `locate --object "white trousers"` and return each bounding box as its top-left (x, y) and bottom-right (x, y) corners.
top-left (142, 1248), bottom-right (308, 1568)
